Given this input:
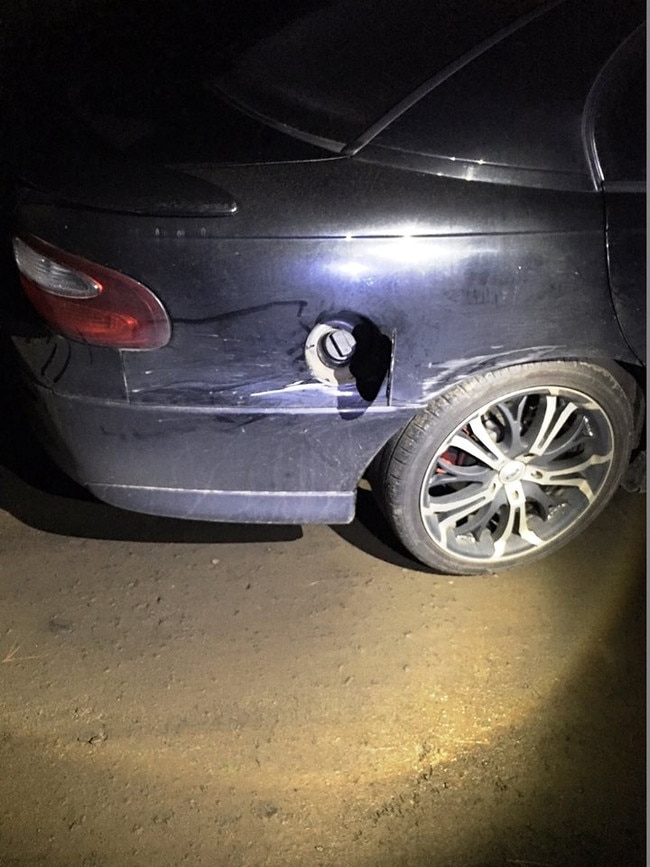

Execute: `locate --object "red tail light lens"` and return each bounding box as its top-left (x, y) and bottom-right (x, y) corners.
top-left (12, 235), bottom-right (171, 350)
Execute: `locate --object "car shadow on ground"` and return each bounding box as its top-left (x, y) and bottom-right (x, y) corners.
top-left (331, 487), bottom-right (432, 572)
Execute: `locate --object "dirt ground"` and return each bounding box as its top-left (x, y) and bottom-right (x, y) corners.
top-left (0, 9), bottom-right (645, 864)
top-left (0, 398), bottom-right (645, 867)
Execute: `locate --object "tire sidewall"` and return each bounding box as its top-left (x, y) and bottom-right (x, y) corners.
top-left (386, 361), bottom-right (634, 574)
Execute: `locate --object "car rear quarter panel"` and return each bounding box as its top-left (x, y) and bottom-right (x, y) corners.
top-left (13, 148), bottom-right (641, 519)
top-left (17, 158), bottom-right (635, 411)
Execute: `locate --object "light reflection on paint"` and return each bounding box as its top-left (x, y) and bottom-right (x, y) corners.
top-left (335, 260), bottom-right (372, 279)
top-left (328, 234), bottom-right (495, 280)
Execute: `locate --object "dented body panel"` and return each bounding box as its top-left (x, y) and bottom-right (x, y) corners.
top-left (16, 167), bottom-right (634, 410)
top-left (8, 0), bottom-right (645, 524)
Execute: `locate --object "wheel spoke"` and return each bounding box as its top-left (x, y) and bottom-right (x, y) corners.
top-left (431, 460), bottom-right (494, 484)
top-left (491, 482), bottom-right (544, 559)
top-left (468, 415), bottom-right (510, 462)
top-left (521, 481), bottom-right (557, 517)
top-left (536, 415), bottom-right (588, 460)
top-left (511, 492), bottom-right (545, 549)
top-left (526, 395), bottom-right (557, 454)
top-left (493, 396), bottom-right (528, 452)
top-left (456, 498), bottom-right (503, 537)
top-left (423, 482), bottom-right (498, 534)
top-left (490, 498), bottom-right (516, 559)
top-left (528, 397), bottom-right (579, 457)
top-left (523, 452), bottom-right (610, 500)
top-left (449, 428), bottom-right (503, 470)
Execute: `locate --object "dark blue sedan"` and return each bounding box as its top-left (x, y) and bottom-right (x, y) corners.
top-left (7, 0), bottom-right (646, 573)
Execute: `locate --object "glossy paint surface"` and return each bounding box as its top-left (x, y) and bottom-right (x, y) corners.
top-left (9, 0), bottom-right (646, 523)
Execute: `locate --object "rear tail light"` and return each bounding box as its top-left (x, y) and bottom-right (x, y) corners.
top-left (12, 235), bottom-right (171, 349)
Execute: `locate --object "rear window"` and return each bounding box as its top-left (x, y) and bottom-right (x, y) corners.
top-left (214, 0), bottom-right (550, 146)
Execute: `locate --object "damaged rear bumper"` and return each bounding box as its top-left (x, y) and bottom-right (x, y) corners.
top-left (23, 381), bottom-right (412, 524)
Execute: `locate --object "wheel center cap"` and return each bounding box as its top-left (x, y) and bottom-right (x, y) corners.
top-left (499, 459), bottom-right (525, 483)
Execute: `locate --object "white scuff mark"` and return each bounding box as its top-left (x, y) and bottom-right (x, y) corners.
top-left (250, 381), bottom-right (333, 397)
top-left (419, 346), bottom-right (561, 401)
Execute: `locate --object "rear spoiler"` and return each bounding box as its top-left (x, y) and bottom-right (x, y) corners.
top-left (6, 104), bottom-right (237, 217)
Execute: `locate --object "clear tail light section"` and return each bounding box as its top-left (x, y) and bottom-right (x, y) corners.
top-left (12, 235), bottom-right (171, 349)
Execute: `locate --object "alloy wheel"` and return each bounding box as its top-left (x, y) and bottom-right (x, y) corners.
top-left (418, 386), bottom-right (615, 565)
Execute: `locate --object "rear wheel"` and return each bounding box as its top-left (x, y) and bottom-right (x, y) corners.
top-left (374, 362), bottom-right (635, 574)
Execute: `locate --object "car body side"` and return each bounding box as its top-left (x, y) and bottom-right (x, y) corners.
top-left (9, 0), bottom-right (646, 524)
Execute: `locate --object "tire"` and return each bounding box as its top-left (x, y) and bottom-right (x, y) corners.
top-left (374, 361), bottom-right (635, 575)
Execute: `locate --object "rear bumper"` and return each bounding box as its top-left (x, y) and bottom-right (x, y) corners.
top-left (90, 484), bottom-right (355, 524)
top-left (24, 381), bottom-right (412, 524)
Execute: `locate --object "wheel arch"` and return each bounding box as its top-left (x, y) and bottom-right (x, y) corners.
top-left (366, 353), bottom-right (644, 482)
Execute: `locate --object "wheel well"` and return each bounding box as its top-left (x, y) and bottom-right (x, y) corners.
top-left (365, 356), bottom-right (645, 480)
top-left (596, 358), bottom-right (645, 453)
